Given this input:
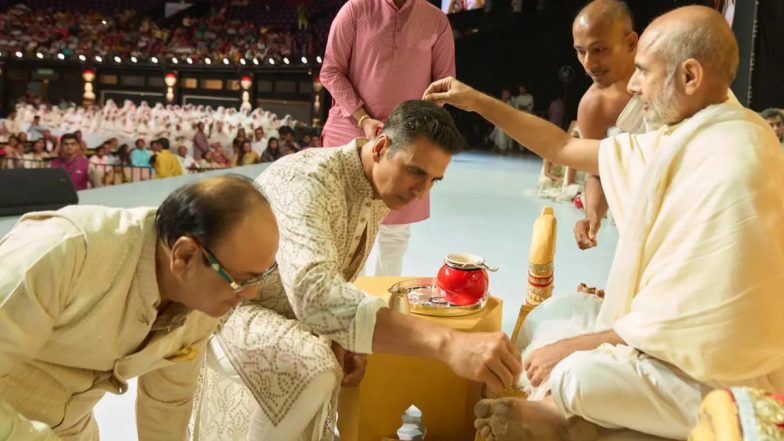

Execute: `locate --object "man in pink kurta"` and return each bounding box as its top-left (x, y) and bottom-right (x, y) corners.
top-left (320, 0), bottom-right (456, 276)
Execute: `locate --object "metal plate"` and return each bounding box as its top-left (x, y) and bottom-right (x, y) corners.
top-left (388, 277), bottom-right (488, 317)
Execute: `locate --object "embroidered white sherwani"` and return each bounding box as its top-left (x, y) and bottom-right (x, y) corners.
top-left (519, 98), bottom-right (784, 439)
top-left (191, 140), bottom-right (389, 441)
top-left (0, 206), bottom-right (217, 440)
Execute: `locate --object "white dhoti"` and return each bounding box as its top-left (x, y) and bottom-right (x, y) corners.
top-left (518, 293), bottom-right (711, 440)
top-left (551, 344), bottom-right (709, 439)
top-left (193, 338), bottom-right (338, 441)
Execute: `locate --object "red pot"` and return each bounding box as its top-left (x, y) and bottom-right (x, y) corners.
top-left (436, 253), bottom-right (496, 306)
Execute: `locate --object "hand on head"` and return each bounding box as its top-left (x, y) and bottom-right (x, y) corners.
top-left (360, 117), bottom-right (384, 139)
top-left (422, 77), bottom-right (479, 112)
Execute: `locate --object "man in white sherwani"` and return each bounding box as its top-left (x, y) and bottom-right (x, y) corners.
top-left (192, 101), bottom-right (523, 441)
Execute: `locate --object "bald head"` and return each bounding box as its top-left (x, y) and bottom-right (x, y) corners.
top-left (572, 0), bottom-right (637, 87)
top-left (643, 5), bottom-right (738, 84)
top-left (156, 175), bottom-right (274, 250)
top-left (574, 0), bottom-right (634, 35)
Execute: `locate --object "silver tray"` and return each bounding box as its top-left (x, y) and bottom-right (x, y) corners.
top-left (388, 277), bottom-right (488, 317)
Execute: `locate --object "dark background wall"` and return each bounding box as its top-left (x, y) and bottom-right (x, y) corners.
top-left (443, 0), bottom-right (715, 145)
top-left (749, 0), bottom-right (784, 110)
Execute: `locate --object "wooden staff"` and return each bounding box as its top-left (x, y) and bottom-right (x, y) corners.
top-left (475, 206), bottom-right (557, 441)
top-left (511, 206), bottom-right (557, 344)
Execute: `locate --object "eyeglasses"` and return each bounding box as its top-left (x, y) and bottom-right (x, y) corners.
top-left (194, 239), bottom-right (278, 294)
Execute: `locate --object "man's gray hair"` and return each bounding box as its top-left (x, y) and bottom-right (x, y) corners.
top-left (760, 108), bottom-right (784, 122)
top-left (381, 100), bottom-right (463, 157)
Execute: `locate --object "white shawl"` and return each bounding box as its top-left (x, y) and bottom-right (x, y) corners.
top-left (597, 99), bottom-right (784, 387)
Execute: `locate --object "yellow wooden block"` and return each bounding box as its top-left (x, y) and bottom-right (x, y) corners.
top-left (337, 276), bottom-right (503, 441)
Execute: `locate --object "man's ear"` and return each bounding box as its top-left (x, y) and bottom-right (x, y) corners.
top-left (626, 31), bottom-right (639, 53)
top-left (681, 58), bottom-right (703, 96)
top-left (372, 135), bottom-right (389, 161)
top-left (170, 236), bottom-right (201, 276)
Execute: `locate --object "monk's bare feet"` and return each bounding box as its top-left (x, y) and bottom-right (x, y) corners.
top-left (474, 397), bottom-right (598, 441)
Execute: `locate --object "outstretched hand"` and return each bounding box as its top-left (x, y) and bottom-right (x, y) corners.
top-left (422, 77), bottom-right (480, 112)
top-left (443, 331), bottom-right (522, 393)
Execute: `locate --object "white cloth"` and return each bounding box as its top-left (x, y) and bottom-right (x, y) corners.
top-left (372, 223), bottom-right (411, 276)
top-left (517, 97), bottom-right (784, 439)
top-left (491, 126), bottom-right (515, 151)
top-left (177, 155), bottom-right (197, 172)
top-left (518, 293), bottom-right (710, 439)
top-left (596, 98), bottom-right (784, 388)
top-left (512, 93), bottom-right (534, 113)
top-left (551, 338), bottom-right (711, 439)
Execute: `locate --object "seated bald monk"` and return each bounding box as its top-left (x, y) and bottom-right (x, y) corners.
top-left (0, 176), bottom-right (278, 440)
top-left (424, 5), bottom-right (784, 441)
top-left (570, 0), bottom-right (645, 250)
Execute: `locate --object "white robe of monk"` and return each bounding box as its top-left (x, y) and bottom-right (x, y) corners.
top-left (518, 97), bottom-right (784, 439)
top-left (597, 99), bottom-right (784, 389)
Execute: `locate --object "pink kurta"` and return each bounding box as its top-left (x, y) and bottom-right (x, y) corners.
top-left (320, 0), bottom-right (456, 224)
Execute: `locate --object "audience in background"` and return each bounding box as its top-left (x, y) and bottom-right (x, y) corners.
top-left (177, 145), bottom-right (198, 172)
top-left (150, 137), bottom-right (183, 179)
top-left (260, 137), bottom-right (282, 162)
top-left (130, 138), bottom-right (152, 167)
top-left (0, 2), bottom-right (340, 63)
top-left (22, 138), bottom-right (50, 168)
top-left (87, 142), bottom-right (112, 187)
top-left (232, 140), bottom-right (260, 166)
top-left (277, 126), bottom-right (300, 155)
top-left (50, 133), bottom-right (88, 190)
top-left (761, 108), bottom-right (784, 146)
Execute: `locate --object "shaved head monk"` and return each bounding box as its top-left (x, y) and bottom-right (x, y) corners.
top-left (424, 5), bottom-right (784, 441)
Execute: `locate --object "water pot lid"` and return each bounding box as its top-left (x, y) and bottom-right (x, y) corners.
top-left (444, 253), bottom-right (497, 271)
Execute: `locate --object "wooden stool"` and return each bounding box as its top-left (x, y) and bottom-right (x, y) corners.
top-left (337, 276), bottom-right (503, 441)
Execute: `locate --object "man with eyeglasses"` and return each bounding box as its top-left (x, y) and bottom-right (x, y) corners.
top-left (0, 175), bottom-right (278, 440)
top-left (192, 100), bottom-right (522, 441)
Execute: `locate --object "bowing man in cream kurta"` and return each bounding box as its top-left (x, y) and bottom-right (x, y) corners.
top-left (424, 7), bottom-right (784, 441)
top-left (0, 176), bottom-right (277, 441)
top-left (0, 207), bottom-right (217, 440)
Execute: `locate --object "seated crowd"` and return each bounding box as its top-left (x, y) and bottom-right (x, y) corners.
top-left (0, 100), bottom-right (321, 190)
top-left (0, 1), bottom-right (336, 63)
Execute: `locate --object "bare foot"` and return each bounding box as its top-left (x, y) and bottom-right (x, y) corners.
top-left (474, 397), bottom-right (599, 441)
